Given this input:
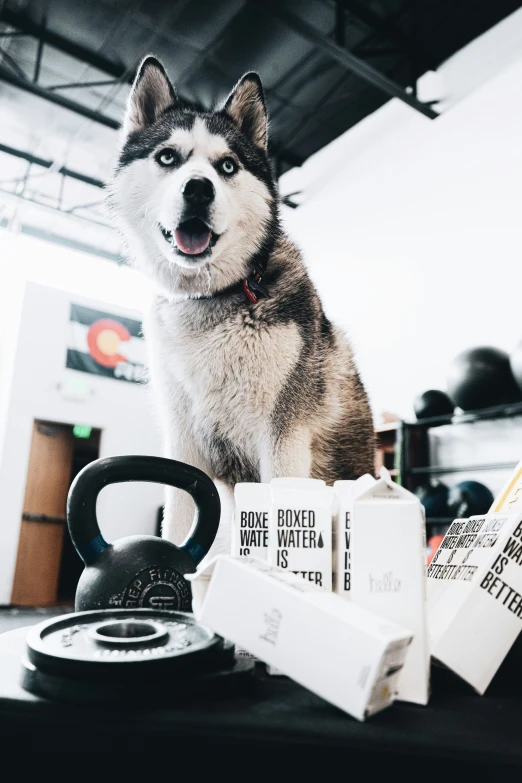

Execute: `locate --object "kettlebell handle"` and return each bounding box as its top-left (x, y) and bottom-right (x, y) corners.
top-left (67, 455), bottom-right (221, 567)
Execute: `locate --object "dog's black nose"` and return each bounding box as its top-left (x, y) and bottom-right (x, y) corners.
top-left (182, 177), bottom-right (215, 205)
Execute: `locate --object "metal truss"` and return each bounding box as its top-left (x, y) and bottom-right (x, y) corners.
top-left (0, 0), bottom-right (438, 223)
top-left (249, 0), bottom-right (438, 119)
top-left (0, 7), bottom-right (126, 129)
top-left (0, 139), bottom-right (108, 232)
top-left (0, 7), bottom-right (123, 226)
top-left (0, 6), bottom-right (302, 187)
top-left (0, 143), bottom-right (104, 189)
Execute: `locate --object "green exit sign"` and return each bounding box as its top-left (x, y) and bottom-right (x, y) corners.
top-left (73, 424), bottom-right (92, 439)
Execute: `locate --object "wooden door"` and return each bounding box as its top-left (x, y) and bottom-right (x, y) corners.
top-left (11, 421), bottom-right (74, 605)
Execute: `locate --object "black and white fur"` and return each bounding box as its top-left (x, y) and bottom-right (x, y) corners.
top-left (109, 56), bottom-right (375, 544)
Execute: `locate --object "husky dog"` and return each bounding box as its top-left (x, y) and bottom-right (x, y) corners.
top-left (109, 56), bottom-right (375, 544)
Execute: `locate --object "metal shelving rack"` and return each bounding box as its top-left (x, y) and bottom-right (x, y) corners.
top-left (396, 400), bottom-right (522, 527)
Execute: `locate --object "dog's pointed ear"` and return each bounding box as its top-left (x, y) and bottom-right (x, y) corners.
top-left (123, 56), bottom-right (177, 136)
top-left (223, 73), bottom-right (267, 151)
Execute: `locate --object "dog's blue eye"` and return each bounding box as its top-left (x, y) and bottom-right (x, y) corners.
top-left (220, 158), bottom-right (236, 176)
top-left (156, 149), bottom-right (178, 168)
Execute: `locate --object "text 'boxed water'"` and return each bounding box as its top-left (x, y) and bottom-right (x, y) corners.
top-left (428, 509), bottom-right (522, 693)
top-left (269, 480), bottom-right (333, 590)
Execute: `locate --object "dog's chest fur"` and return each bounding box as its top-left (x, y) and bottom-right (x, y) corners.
top-left (146, 292), bottom-right (301, 474)
top-left (109, 59), bottom-right (376, 542)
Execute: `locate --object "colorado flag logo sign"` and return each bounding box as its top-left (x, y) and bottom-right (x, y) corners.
top-left (66, 304), bottom-right (145, 383)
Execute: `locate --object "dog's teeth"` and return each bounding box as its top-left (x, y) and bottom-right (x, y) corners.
top-left (160, 226), bottom-right (174, 244)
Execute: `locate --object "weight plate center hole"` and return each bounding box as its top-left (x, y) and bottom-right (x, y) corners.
top-left (89, 619), bottom-right (169, 647)
top-left (98, 621), bottom-right (156, 639)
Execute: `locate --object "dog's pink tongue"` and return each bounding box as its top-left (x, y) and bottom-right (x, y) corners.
top-left (174, 226), bottom-right (211, 255)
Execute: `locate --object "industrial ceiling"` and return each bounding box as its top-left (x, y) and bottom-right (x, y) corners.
top-left (0, 0), bottom-right (520, 259)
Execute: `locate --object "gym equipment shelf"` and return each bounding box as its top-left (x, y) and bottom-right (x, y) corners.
top-left (402, 399), bottom-right (522, 428)
top-left (410, 462), bottom-right (518, 477)
top-left (396, 401), bottom-right (522, 526)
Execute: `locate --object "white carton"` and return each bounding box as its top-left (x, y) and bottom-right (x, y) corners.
top-left (270, 477), bottom-right (326, 489)
top-left (333, 474), bottom-right (376, 597)
top-left (232, 483), bottom-right (271, 560)
top-left (341, 472), bottom-right (429, 705)
top-left (190, 556), bottom-right (413, 721)
top-left (491, 460), bottom-right (522, 514)
top-left (269, 485), bottom-right (334, 590)
top-left (426, 518), bottom-right (468, 610)
top-left (266, 478), bottom-right (329, 676)
top-left (427, 510), bottom-right (522, 693)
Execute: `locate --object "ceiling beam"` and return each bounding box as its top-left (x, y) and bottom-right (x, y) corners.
top-left (339, 0), bottom-right (432, 80)
top-left (0, 9), bottom-right (302, 174)
top-left (0, 7), bottom-right (204, 111)
top-left (0, 66), bottom-right (121, 128)
top-left (0, 7), bottom-right (130, 82)
top-left (334, 1), bottom-right (346, 47)
top-left (0, 142), bottom-right (105, 188)
top-left (248, 0), bottom-right (438, 119)
top-left (0, 65), bottom-right (300, 171)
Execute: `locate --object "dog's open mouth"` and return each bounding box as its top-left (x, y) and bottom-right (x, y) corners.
top-left (160, 218), bottom-right (214, 257)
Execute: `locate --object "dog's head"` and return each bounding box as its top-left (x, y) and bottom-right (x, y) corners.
top-left (109, 56), bottom-right (279, 297)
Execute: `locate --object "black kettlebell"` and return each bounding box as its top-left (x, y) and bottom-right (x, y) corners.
top-left (67, 455), bottom-right (220, 612)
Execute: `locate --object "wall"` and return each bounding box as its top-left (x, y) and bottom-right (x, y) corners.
top-left (0, 229), bottom-right (153, 312)
top-left (0, 281), bottom-right (163, 603)
top-left (280, 10), bottom-right (522, 495)
top-left (281, 11), bottom-right (522, 423)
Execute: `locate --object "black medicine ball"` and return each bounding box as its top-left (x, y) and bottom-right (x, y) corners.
top-left (447, 481), bottom-right (494, 519)
top-left (447, 346), bottom-right (522, 411)
top-left (414, 390), bottom-right (454, 420)
top-left (510, 341), bottom-right (522, 393)
top-left (414, 480), bottom-right (449, 518)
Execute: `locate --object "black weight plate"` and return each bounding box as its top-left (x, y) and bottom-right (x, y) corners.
top-left (25, 609), bottom-right (231, 682)
top-left (21, 655), bottom-right (255, 704)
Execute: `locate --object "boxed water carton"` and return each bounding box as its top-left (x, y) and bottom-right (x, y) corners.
top-left (335, 469), bottom-right (429, 705)
top-left (190, 556), bottom-right (413, 721)
top-left (268, 483), bottom-right (334, 590)
top-left (270, 477), bottom-right (326, 489)
top-left (333, 475), bottom-right (376, 597)
top-left (427, 509), bottom-right (522, 693)
top-left (232, 482), bottom-right (272, 660)
top-left (266, 476), bottom-right (333, 676)
top-left (232, 483), bottom-right (271, 560)
top-left (426, 518), bottom-right (468, 610)
top-left (491, 460), bottom-right (522, 513)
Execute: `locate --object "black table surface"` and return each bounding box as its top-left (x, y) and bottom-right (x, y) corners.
top-left (1, 626), bottom-right (522, 766)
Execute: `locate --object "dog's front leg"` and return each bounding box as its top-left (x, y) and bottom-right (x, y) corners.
top-left (260, 426), bottom-right (313, 481)
top-left (162, 432), bottom-right (214, 546)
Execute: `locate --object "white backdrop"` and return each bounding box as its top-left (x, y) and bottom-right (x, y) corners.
top-left (281, 10), bottom-right (522, 423)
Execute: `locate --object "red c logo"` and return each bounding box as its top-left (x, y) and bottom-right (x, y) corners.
top-left (87, 319), bottom-right (130, 368)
